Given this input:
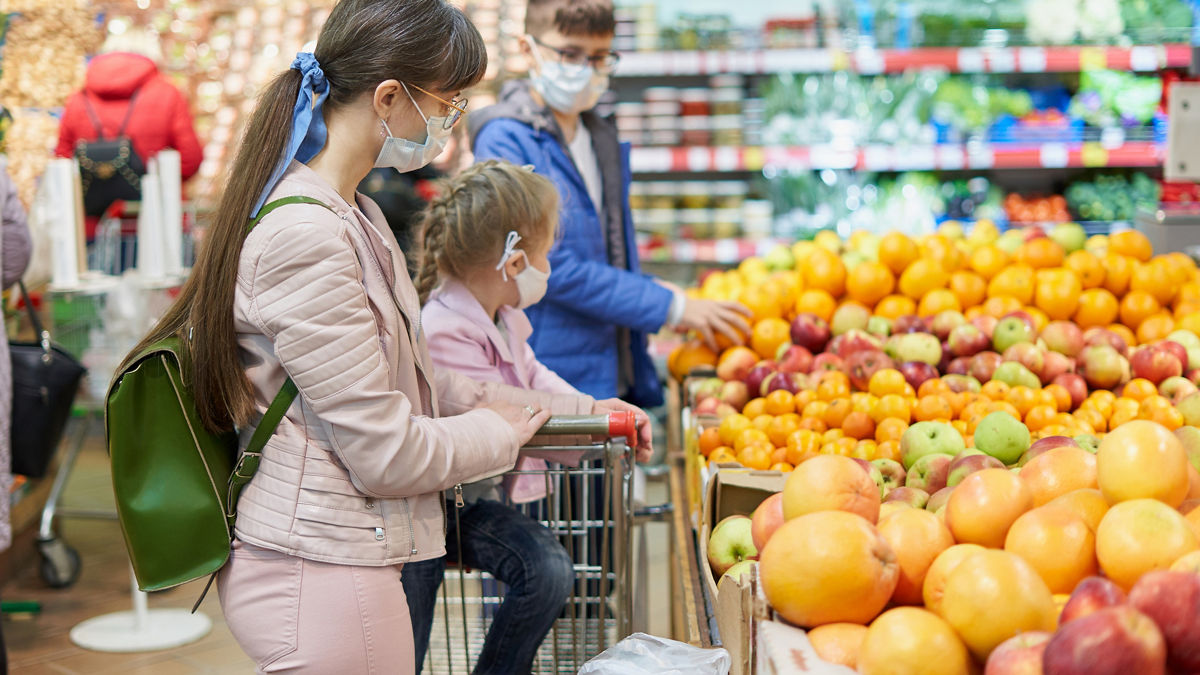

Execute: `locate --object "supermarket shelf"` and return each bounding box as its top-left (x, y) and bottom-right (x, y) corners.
top-left (615, 44), bottom-right (1191, 77)
top-left (639, 238), bottom-right (789, 264)
top-left (630, 142), bottom-right (1164, 174)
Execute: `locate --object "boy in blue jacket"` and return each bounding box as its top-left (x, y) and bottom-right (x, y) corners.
top-left (469, 0), bottom-right (749, 407)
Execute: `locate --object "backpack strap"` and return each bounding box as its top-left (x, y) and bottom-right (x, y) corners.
top-left (115, 89), bottom-right (141, 138)
top-left (80, 94), bottom-right (107, 140)
top-left (226, 195), bottom-right (336, 516)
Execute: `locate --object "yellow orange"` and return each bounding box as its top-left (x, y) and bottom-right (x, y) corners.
top-left (1119, 290), bottom-right (1161, 330)
top-left (759, 511), bottom-right (899, 627)
top-left (1110, 230), bottom-right (1153, 262)
top-left (807, 623), bottom-right (868, 670)
top-left (668, 340), bottom-right (718, 380)
top-left (879, 232), bottom-right (920, 276)
top-left (1096, 498), bottom-right (1200, 590)
top-left (1017, 238), bottom-right (1065, 269)
top-left (750, 317), bottom-right (792, 360)
top-left (802, 248), bottom-right (847, 297)
top-left (898, 258), bottom-right (950, 300)
top-left (949, 271), bottom-right (987, 309)
top-left (1131, 259), bottom-right (1176, 306)
top-left (874, 294), bottom-right (917, 320)
top-left (1035, 271), bottom-right (1082, 321)
top-left (846, 261), bottom-right (896, 307)
top-left (1064, 250), bottom-right (1106, 289)
top-left (917, 288), bottom-right (962, 317)
top-left (987, 265), bottom-right (1036, 305)
top-left (1103, 253), bottom-right (1136, 296)
top-left (968, 245), bottom-right (1009, 280)
top-left (1074, 288), bottom-right (1120, 329)
top-left (795, 288), bottom-right (837, 322)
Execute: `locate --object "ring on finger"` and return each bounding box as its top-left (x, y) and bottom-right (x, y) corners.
top-left (523, 405), bottom-right (537, 417)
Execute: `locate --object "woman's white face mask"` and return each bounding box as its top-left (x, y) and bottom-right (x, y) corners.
top-left (374, 82), bottom-right (452, 172)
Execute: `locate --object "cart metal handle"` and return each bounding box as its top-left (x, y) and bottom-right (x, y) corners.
top-left (534, 412), bottom-right (637, 440)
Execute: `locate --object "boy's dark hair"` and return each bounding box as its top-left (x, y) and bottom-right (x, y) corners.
top-left (525, 0), bottom-right (615, 38)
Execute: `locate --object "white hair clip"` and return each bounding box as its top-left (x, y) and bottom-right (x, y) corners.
top-left (521, 164), bottom-right (536, 172)
top-left (496, 230), bottom-right (522, 280)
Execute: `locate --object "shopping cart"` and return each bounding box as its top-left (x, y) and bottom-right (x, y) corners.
top-left (422, 412), bottom-right (640, 674)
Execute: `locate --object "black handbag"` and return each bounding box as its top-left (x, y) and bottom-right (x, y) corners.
top-left (74, 90), bottom-right (146, 217)
top-left (10, 283), bottom-right (86, 478)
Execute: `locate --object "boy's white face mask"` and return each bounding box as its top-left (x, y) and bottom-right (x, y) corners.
top-left (496, 231), bottom-right (551, 309)
top-left (525, 36), bottom-right (608, 115)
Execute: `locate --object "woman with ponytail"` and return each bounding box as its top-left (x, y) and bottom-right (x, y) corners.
top-left (124, 1), bottom-right (648, 671)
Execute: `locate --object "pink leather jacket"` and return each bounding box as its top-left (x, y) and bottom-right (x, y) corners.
top-left (231, 162), bottom-right (593, 566)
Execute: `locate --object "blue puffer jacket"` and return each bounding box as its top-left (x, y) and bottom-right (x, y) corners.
top-left (469, 81), bottom-right (671, 406)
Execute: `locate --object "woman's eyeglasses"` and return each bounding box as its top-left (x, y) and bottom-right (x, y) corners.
top-left (531, 37), bottom-right (620, 75)
top-left (406, 82), bottom-right (469, 130)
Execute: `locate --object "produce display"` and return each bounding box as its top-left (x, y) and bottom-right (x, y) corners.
top-left (675, 223), bottom-right (1200, 672)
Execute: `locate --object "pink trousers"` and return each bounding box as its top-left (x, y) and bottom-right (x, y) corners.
top-left (218, 539), bottom-right (414, 674)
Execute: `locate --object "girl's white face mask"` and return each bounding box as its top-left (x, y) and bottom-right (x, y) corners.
top-left (374, 82), bottom-right (452, 172)
top-left (496, 231), bottom-right (551, 309)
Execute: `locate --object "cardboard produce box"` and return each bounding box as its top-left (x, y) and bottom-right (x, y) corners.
top-left (756, 620), bottom-right (857, 675)
top-left (699, 466), bottom-right (788, 675)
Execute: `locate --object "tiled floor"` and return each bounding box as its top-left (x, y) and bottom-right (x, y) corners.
top-left (3, 431), bottom-right (672, 673)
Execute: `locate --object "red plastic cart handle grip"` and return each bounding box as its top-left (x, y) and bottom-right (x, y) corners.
top-left (607, 410), bottom-right (637, 441)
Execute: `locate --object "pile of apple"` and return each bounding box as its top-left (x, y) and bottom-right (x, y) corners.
top-left (707, 419), bottom-right (1200, 674)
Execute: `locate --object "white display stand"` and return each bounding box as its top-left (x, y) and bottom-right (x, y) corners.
top-left (70, 567), bottom-right (211, 652)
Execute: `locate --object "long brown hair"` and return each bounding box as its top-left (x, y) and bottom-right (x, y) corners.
top-left (125, 0), bottom-right (487, 433)
top-left (414, 160), bottom-right (560, 304)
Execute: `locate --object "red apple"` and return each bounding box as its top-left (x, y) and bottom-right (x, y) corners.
top-left (750, 493), bottom-right (785, 552)
top-left (949, 323), bottom-right (991, 357)
top-left (718, 380), bottom-right (750, 411)
top-left (899, 361), bottom-right (939, 390)
top-left (1160, 376), bottom-right (1199, 405)
top-left (775, 344), bottom-right (813, 375)
top-left (943, 374), bottom-right (982, 394)
top-left (984, 631), bottom-right (1051, 675)
top-left (1189, 368), bottom-right (1200, 386)
top-left (789, 313), bottom-right (831, 353)
top-left (930, 310), bottom-right (967, 341)
top-left (946, 452), bottom-right (1006, 487)
top-left (972, 315), bottom-right (999, 339)
top-left (763, 372), bottom-right (801, 396)
top-left (1081, 344), bottom-right (1125, 390)
top-left (743, 362), bottom-right (777, 395)
top-left (717, 346), bottom-right (760, 382)
top-left (810, 353), bottom-right (845, 374)
top-left (882, 486), bottom-right (929, 508)
top-left (835, 329), bottom-right (884, 359)
top-left (905, 453), bottom-right (954, 493)
top-left (1060, 576), bottom-right (1128, 625)
top-left (1159, 340), bottom-right (1189, 369)
top-left (970, 351), bottom-right (1004, 382)
top-left (846, 350), bottom-right (896, 392)
top-left (1040, 350), bottom-right (1075, 385)
top-left (1019, 435), bottom-right (1080, 466)
top-left (893, 314), bottom-right (928, 334)
top-left (947, 356), bottom-right (972, 375)
top-left (1053, 373), bottom-right (1088, 410)
top-left (1003, 342), bottom-right (1046, 377)
top-left (926, 486), bottom-right (955, 513)
top-left (1041, 320), bottom-right (1085, 357)
top-left (1129, 570), bottom-right (1200, 673)
top-left (694, 398), bottom-right (720, 416)
top-left (1130, 345), bottom-right (1183, 385)
top-left (1084, 327), bottom-right (1129, 356)
top-left (1042, 606), bottom-right (1166, 675)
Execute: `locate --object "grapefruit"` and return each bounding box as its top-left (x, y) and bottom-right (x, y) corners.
top-left (759, 511), bottom-right (898, 627)
top-left (1020, 447), bottom-right (1099, 507)
top-left (781, 454), bottom-right (880, 523)
top-left (1043, 488), bottom-right (1109, 533)
top-left (922, 543), bottom-right (987, 616)
top-left (1004, 506), bottom-right (1098, 593)
top-left (939, 550), bottom-right (1057, 661)
top-left (945, 468), bottom-right (1034, 548)
top-left (876, 508), bottom-right (955, 605)
top-left (1097, 420), bottom-right (1189, 508)
top-left (806, 623), bottom-right (868, 669)
top-left (1096, 498), bottom-right (1200, 590)
top-left (858, 607), bottom-right (971, 675)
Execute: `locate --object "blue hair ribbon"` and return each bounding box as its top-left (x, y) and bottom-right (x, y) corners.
top-left (251, 52), bottom-right (330, 216)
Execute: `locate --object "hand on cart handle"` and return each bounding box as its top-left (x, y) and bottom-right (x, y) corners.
top-left (593, 398), bottom-right (653, 462)
top-left (484, 400), bottom-right (552, 447)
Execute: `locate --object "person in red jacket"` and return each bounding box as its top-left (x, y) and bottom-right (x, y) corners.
top-left (55, 51), bottom-right (203, 240)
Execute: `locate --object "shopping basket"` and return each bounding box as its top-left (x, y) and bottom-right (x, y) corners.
top-left (423, 412), bottom-right (639, 674)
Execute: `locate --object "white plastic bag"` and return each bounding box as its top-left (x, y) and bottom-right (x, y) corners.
top-left (578, 633), bottom-right (731, 675)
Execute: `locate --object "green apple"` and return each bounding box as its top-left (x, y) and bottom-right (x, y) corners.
top-left (993, 317), bottom-right (1035, 353)
top-left (1178, 393), bottom-right (1200, 427)
top-left (1168, 330), bottom-right (1200, 351)
top-left (997, 230), bottom-right (1025, 255)
top-left (900, 421), bottom-right (967, 470)
top-left (867, 316), bottom-right (892, 338)
top-left (1050, 223), bottom-right (1087, 253)
top-left (842, 250), bottom-right (868, 271)
top-left (764, 244), bottom-right (795, 272)
top-left (991, 362), bottom-right (1042, 389)
top-left (973, 411), bottom-right (1031, 465)
top-left (885, 332), bottom-right (942, 366)
top-left (1085, 234), bottom-right (1108, 257)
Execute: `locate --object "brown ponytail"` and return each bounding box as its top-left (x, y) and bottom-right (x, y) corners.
top-left (415, 160), bottom-right (560, 304)
top-left (123, 0), bottom-right (488, 433)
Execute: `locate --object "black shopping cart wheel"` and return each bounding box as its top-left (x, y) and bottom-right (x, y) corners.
top-left (36, 537), bottom-right (81, 589)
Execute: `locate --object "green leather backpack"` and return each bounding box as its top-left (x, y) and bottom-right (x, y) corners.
top-left (106, 196), bottom-right (328, 598)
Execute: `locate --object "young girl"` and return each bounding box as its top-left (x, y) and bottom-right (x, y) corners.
top-left (404, 160), bottom-right (651, 675)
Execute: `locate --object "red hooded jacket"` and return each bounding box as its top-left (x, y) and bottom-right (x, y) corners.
top-left (55, 53), bottom-right (203, 237)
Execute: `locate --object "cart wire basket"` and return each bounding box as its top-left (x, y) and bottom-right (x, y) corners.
top-left (422, 413), bottom-right (639, 674)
